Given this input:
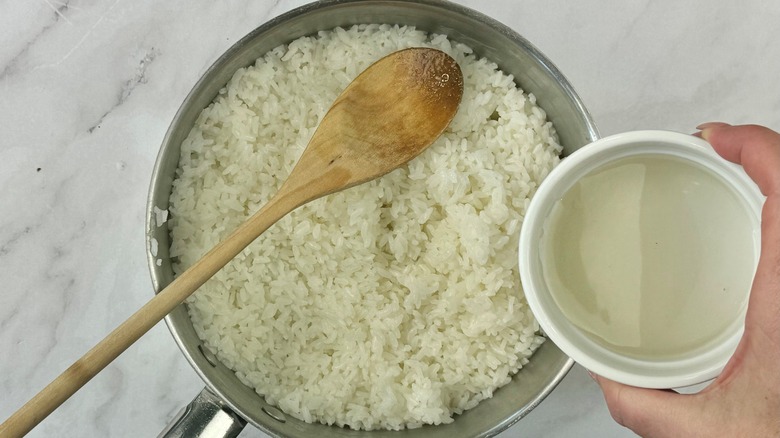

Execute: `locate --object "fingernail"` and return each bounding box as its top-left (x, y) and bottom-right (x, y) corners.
top-left (587, 370), bottom-right (597, 381)
top-left (695, 121), bottom-right (730, 130)
top-left (695, 122), bottom-right (731, 142)
top-left (700, 127), bottom-right (718, 142)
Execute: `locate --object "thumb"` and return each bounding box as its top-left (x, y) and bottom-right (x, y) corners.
top-left (700, 123), bottom-right (780, 343)
top-left (593, 374), bottom-right (694, 437)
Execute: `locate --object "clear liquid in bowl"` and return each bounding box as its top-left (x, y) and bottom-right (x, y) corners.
top-left (540, 154), bottom-right (756, 360)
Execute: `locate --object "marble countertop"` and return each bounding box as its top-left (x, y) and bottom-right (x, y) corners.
top-left (1, 1), bottom-right (778, 437)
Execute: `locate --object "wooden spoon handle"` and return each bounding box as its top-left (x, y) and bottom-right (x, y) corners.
top-left (0, 192), bottom-right (297, 438)
top-left (1, 47), bottom-right (463, 437)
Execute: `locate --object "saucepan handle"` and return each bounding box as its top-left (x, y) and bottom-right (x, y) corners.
top-left (158, 387), bottom-right (246, 438)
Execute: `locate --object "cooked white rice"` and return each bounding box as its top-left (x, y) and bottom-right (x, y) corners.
top-left (168, 24), bottom-right (561, 430)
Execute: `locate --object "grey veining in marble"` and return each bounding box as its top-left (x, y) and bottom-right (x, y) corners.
top-left (1, 1), bottom-right (778, 437)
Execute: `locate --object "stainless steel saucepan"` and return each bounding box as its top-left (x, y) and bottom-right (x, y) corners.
top-left (146, 1), bottom-right (598, 436)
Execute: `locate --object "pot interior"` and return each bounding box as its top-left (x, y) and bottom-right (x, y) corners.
top-left (147, 1), bottom-right (597, 437)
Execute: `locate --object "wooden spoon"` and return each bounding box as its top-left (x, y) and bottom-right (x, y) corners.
top-left (0, 47), bottom-right (463, 437)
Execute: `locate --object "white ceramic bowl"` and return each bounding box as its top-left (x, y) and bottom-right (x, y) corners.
top-left (519, 130), bottom-right (764, 388)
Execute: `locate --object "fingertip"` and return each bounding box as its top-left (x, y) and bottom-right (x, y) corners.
top-left (590, 375), bottom-right (631, 428)
top-left (698, 122), bottom-right (732, 144)
top-left (591, 373), bottom-right (623, 403)
top-left (696, 121), bottom-right (731, 131)
top-left (702, 124), bottom-right (780, 196)
top-left (592, 376), bottom-right (691, 436)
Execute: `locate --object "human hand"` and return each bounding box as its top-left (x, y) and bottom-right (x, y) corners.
top-left (592, 123), bottom-right (780, 437)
